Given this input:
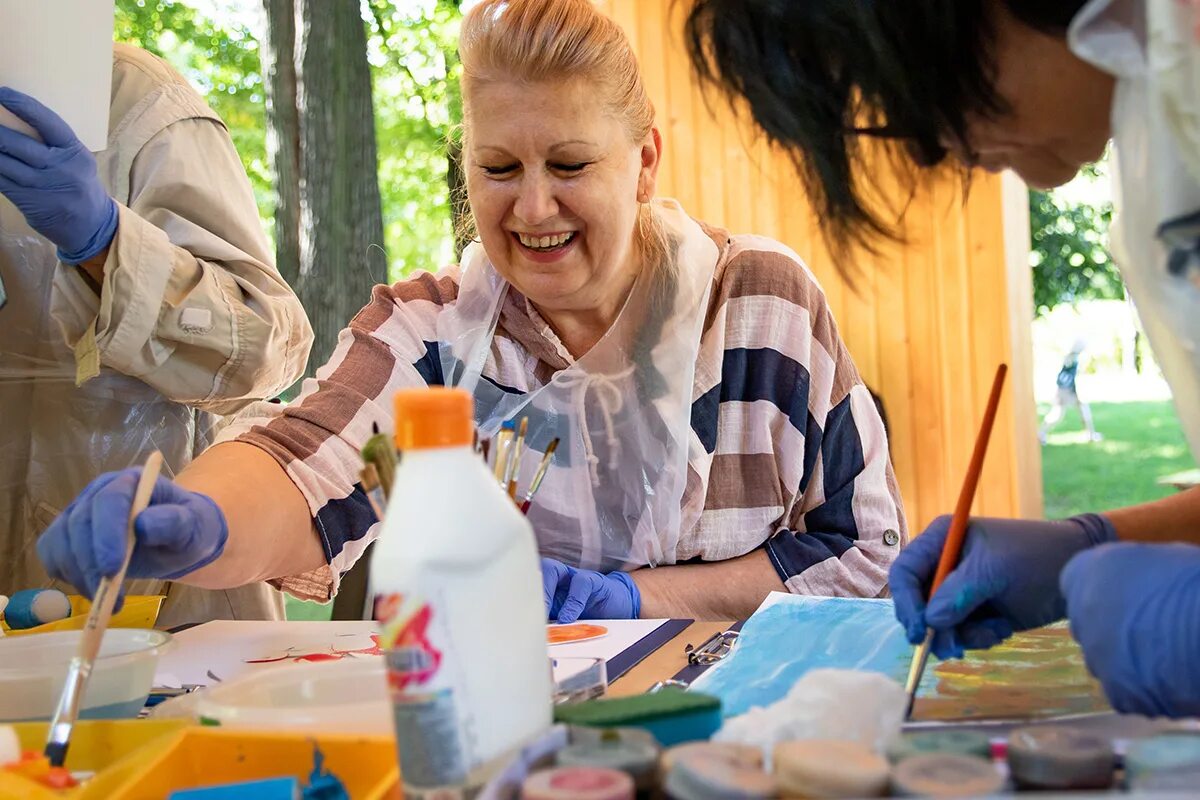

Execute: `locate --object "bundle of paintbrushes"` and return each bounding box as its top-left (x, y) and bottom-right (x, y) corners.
top-left (359, 417), bottom-right (557, 518)
top-left (481, 418), bottom-right (558, 515)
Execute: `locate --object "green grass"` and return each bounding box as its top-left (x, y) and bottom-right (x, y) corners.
top-left (1041, 400), bottom-right (1195, 518)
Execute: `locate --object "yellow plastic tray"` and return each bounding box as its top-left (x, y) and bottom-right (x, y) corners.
top-left (83, 728), bottom-right (399, 799)
top-left (1, 595), bottom-right (164, 637)
top-left (2, 719), bottom-right (188, 798)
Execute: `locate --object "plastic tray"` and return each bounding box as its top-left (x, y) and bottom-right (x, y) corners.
top-left (83, 728), bottom-right (399, 799)
top-left (1, 719), bottom-right (188, 798)
top-left (1, 595), bottom-right (164, 637)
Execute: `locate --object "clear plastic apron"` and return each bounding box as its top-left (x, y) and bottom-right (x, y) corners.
top-left (436, 200), bottom-right (717, 571)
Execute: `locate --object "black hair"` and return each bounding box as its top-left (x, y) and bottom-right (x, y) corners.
top-left (684, 0), bottom-right (1089, 259)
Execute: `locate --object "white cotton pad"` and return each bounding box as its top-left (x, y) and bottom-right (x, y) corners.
top-left (773, 739), bottom-right (890, 798)
top-left (4, 589), bottom-right (72, 630)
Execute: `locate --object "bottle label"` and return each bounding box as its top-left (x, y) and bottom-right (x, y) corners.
top-left (375, 592), bottom-right (469, 795)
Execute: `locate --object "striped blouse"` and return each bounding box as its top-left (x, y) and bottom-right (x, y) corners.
top-left (220, 222), bottom-right (908, 602)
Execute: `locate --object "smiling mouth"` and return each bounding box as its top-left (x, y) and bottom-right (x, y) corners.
top-left (514, 231), bottom-right (577, 253)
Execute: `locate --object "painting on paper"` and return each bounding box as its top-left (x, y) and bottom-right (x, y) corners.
top-left (690, 593), bottom-right (1107, 722)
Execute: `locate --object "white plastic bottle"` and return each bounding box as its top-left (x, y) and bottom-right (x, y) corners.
top-left (371, 387), bottom-right (552, 798)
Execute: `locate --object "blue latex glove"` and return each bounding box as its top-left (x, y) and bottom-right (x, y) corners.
top-left (37, 469), bottom-right (228, 599)
top-left (541, 557), bottom-right (641, 624)
top-left (0, 86), bottom-right (118, 263)
top-left (890, 513), bottom-right (1116, 659)
top-left (1062, 542), bottom-right (1200, 718)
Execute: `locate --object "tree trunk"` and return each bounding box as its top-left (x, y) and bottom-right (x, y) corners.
top-left (263, 0), bottom-right (385, 376)
top-left (261, 0), bottom-right (302, 288)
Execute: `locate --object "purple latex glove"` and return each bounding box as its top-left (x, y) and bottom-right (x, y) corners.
top-left (541, 557), bottom-right (641, 624)
top-left (890, 513), bottom-right (1117, 659)
top-left (1062, 542), bottom-right (1200, 718)
top-left (0, 86), bottom-right (118, 263)
top-left (37, 469), bottom-right (228, 599)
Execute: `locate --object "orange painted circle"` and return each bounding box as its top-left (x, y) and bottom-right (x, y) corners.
top-left (547, 623), bottom-right (609, 646)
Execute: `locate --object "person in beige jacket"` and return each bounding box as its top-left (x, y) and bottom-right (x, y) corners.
top-left (0, 43), bottom-right (313, 627)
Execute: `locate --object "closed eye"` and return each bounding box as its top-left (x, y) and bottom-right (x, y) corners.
top-left (480, 164), bottom-right (518, 176)
top-left (553, 162), bottom-right (589, 173)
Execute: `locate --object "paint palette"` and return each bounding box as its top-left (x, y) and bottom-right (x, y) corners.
top-left (548, 623), bottom-right (608, 646)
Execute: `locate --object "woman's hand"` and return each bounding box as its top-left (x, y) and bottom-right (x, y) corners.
top-left (540, 557), bottom-right (641, 623)
top-left (37, 469), bottom-right (228, 598)
top-left (889, 513), bottom-right (1116, 659)
top-left (1062, 542), bottom-right (1200, 718)
top-left (0, 87), bottom-right (118, 263)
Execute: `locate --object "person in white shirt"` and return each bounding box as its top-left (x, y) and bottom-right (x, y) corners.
top-left (0, 43), bottom-right (313, 627)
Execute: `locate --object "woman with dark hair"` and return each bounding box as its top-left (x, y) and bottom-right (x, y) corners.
top-left (688, 0), bottom-right (1200, 717)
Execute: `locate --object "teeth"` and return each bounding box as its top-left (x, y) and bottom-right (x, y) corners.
top-left (518, 232), bottom-right (574, 249)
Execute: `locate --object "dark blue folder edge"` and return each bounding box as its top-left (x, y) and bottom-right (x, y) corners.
top-left (667, 620), bottom-right (746, 686)
top-left (605, 618), bottom-right (694, 682)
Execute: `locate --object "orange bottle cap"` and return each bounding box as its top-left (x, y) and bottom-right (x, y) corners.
top-left (394, 387), bottom-right (475, 450)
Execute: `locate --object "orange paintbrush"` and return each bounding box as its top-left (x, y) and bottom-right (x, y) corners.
top-left (903, 363), bottom-right (1008, 719)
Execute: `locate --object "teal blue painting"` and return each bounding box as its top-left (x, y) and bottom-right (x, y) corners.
top-left (690, 595), bottom-right (915, 718)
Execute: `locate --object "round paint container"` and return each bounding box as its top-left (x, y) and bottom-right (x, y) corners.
top-left (1125, 733), bottom-right (1200, 791)
top-left (886, 731), bottom-right (992, 764)
top-left (773, 739), bottom-right (889, 798)
top-left (558, 728), bottom-right (660, 790)
top-left (1006, 725), bottom-right (1114, 790)
top-left (522, 766), bottom-right (634, 800)
top-left (662, 742), bottom-right (774, 800)
top-left (4, 589), bottom-right (71, 630)
top-left (890, 753), bottom-right (1004, 797)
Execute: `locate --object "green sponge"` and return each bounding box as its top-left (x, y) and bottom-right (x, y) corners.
top-left (554, 688), bottom-right (721, 747)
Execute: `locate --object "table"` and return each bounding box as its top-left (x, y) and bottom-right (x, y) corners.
top-left (607, 620), bottom-right (731, 697)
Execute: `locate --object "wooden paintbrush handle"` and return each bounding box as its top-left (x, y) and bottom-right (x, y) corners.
top-left (929, 365), bottom-right (1007, 595)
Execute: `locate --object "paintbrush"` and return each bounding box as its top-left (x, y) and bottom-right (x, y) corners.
top-left (903, 364), bottom-right (1008, 719)
top-left (45, 450), bottom-right (164, 767)
top-left (493, 419), bottom-right (515, 483)
top-left (519, 438), bottom-right (559, 514)
top-left (362, 422), bottom-right (397, 498)
top-left (360, 463), bottom-right (387, 520)
top-left (506, 417), bottom-right (529, 499)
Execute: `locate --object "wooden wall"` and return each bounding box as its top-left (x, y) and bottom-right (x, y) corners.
top-left (599, 1), bottom-right (1044, 530)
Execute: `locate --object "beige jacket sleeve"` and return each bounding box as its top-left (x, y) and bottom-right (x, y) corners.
top-left (51, 46), bottom-right (313, 415)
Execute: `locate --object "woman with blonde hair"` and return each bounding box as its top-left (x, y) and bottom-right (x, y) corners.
top-left (36, 0), bottom-right (905, 622)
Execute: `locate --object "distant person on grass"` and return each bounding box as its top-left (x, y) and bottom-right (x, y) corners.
top-left (1040, 338), bottom-right (1102, 444)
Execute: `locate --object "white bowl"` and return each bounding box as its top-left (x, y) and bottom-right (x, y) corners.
top-left (0, 629), bottom-right (173, 721)
top-left (194, 657), bottom-right (392, 735)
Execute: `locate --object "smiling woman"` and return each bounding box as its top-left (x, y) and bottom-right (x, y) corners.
top-left (35, 0), bottom-right (907, 625)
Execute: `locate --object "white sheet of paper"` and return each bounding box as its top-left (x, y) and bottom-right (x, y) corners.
top-left (547, 618), bottom-right (669, 663)
top-left (154, 620), bottom-right (381, 688)
top-left (156, 618), bottom-right (672, 689)
top-left (0, 1), bottom-right (115, 150)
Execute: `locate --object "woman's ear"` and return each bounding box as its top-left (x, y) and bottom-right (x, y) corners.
top-left (638, 127), bottom-right (663, 202)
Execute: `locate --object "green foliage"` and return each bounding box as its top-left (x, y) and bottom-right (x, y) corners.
top-left (114, 1), bottom-right (273, 224)
top-left (114, 0), bottom-right (460, 281)
top-left (1028, 162), bottom-right (1124, 317)
top-left (366, 0), bottom-right (462, 278)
